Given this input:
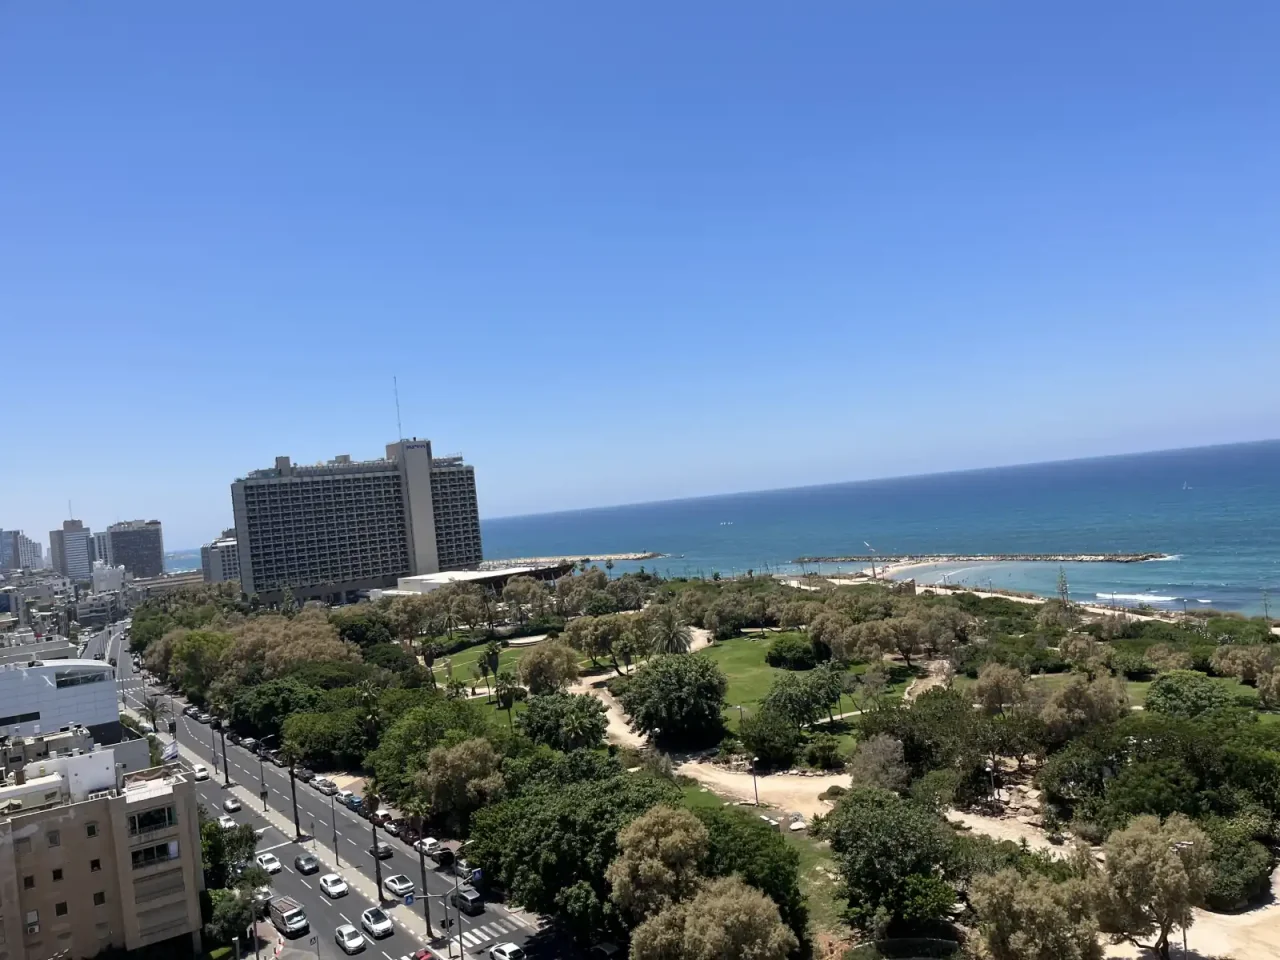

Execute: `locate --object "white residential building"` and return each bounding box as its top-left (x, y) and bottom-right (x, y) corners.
top-left (91, 561), bottom-right (128, 594)
top-left (199, 535), bottom-right (241, 585)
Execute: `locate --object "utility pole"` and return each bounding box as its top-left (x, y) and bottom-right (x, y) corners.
top-left (416, 839), bottom-right (433, 939)
top-left (288, 765), bottom-right (302, 840)
top-left (220, 728), bottom-right (231, 787)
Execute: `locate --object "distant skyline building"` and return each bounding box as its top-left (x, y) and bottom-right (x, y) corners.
top-left (105, 519), bottom-right (165, 578)
top-left (93, 530), bottom-right (113, 567)
top-left (200, 530), bottom-right (241, 584)
top-left (49, 519), bottom-right (94, 580)
top-left (230, 437), bottom-right (483, 603)
top-left (0, 529), bottom-right (43, 570)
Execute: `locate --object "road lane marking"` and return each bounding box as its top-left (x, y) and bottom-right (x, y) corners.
top-left (300, 878), bottom-right (312, 889)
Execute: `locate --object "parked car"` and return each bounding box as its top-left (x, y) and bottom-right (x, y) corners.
top-left (383, 874), bottom-right (414, 898)
top-left (183, 705), bottom-right (200, 718)
top-left (217, 815), bottom-right (237, 830)
top-left (360, 907), bottom-right (393, 939)
top-left (450, 885), bottom-right (484, 916)
top-left (335, 924), bottom-right (366, 955)
top-left (294, 854), bottom-right (321, 875)
top-left (369, 841), bottom-right (393, 860)
top-left (297, 767), bottom-right (315, 782)
top-left (196, 712), bottom-right (212, 723)
top-left (335, 789), bottom-right (355, 806)
top-left (319, 873), bottom-right (349, 898)
top-left (227, 732), bottom-right (242, 745)
top-left (490, 944), bottom-right (526, 960)
top-left (223, 797), bottom-right (241, 813)
top-left (383, 819), bottom-right (403, 837)
top-left (241, 737), bottom-right (258, 752)
top-left (256, 853), bottom-right (282, 874)
top-left (345, 797), bottom-right (364, 813)
top-left (414, 837), bottom-right (440, 857)
top-left (312, 777), bottom-right (338, 795)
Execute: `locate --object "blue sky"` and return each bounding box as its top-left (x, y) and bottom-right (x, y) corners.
top-left (3, 2), bottom-right (1279, 550)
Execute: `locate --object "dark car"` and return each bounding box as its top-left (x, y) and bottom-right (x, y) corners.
top-left (227, 732), bottom-right (242, 745)
top-left (450, 885), bottom-right (484, 916)
top-left (344, 796), bottom-right (363, 812)
top-left (294, 854), bottom-right (320, 875)
top-left (297, 768), bottom-right (315, 783)
top-left (369, 841), bottom-right (393, 860)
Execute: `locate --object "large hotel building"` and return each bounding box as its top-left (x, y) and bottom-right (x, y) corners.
top-left (230, 438), bottom-right (483, 603)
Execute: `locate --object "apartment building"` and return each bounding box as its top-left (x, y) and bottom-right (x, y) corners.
top-left (92, 533), bottom-right (112, 570)
top-left (200, 532), bottom-right (241, 585)
top-left (0, 747), bottom-right (204, 960)
top-left (230, 437), bottom-right (483, 604)
top-left (0, 533), bottom-right (41, 573)
top-left (104, 521), bottom-right (165, 579)
top-left (48, 522), bottom-right (93, 582)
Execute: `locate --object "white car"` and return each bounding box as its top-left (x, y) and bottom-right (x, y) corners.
top-left (360, 907), bottom-right (393, 939)
top-left (223, 797), bottom-right (242, 813)
top-left (414, 837), bottom-right (440, 856)
top-left (490, 944), bottom-right (526, 960)
top-left (217, 815), bottom-right (237, 830)
top-left (255, 853), bottom-right (282, 874)
top-left (383, 874), bottom-right (414, 898)
top-left (335, 924), bottom-right (365, 955)
top-left (192, 764), bottom-right (210, 781)
top-left (138, 721), bottom-right (155, 734)
top-left (318, 873), bottom-right (349, 898)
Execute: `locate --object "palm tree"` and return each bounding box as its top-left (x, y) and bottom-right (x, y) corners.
top-left (494, 670), bottom-right (518, 729)
top-left (356, 680), bottom-right (382, 750)
top-left (474, 661), bottom-right (492, 702)
top-left (647, 605), bottom-right (692, 655)
top-left (605, 558), bottom-right (615, 578)
top-left (419, 640), bottom-right (443, 688)
top-left (401, 788), bottom-right (435, 936)
top-left (139, 694), bottom-right (169, 729)
top-left (362, 776), bottom-right (385, 900)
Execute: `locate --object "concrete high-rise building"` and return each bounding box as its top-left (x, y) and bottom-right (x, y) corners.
top-left (0, 740), bottom-right (205, 957)
top-left (230, 438), bottom-right (483, 603)
top-left (49, 520), bottom-right (93, 581)
top-left (93, 531), bottom-right (113, 568)
top-left (200, 531), bottom-right (241, 585)
top-left (1, 530), bottom-right (43, 571)
top-left (104, 520), bottom-right (165, 579)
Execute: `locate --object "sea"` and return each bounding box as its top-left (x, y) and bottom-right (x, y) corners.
top-left (481, 441), bottom-right (1280, 616)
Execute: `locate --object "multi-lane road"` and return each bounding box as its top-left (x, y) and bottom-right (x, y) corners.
top-left (103, 622), bottom-right (547, 960)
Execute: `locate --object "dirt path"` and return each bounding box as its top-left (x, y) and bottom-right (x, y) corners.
top-left (905, 659), bottom-right (952, 701)
top-left (675, 762), bottom-right (850, 818)
top-left (946, 809), bottom-right (1062, 856)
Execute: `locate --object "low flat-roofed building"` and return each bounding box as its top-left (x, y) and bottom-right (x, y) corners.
top-left (0, 659), bottom-right (121, 745)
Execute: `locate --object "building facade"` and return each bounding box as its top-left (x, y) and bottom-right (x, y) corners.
top-left (0, 659), bottom-right (121, 746)
top-left (92, 532), bottom-right (113, 569)
top-left (0, 532), bottom-right (42, 572)
top-left (0, 751), bottom-right (205, 959)
top-left (200, 533), bottom-right (241, 585)
top-left (230, 438), bottom-right (483, 603)
top-left (49, 521), bottom-right (93, 581)
top-left (105, 521), bottom-right (164, 579)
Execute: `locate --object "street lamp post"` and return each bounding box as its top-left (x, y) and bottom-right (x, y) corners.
top-left (416, 836), bottom-right (433, 939)
top-left (750, 756), bottom-right (760, 806)
top-left (329, 793), bottom-right (340, 867)
top-left (220, 728), bottom-right (231, 787)
top-left (287, 764), bottom-right (302, 840)
top-left (210, 723), bottom-right (219, 776)
top-left (257, 735), bottom-right (276, 812)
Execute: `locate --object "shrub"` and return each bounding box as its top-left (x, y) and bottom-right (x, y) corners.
top-left (740, 707), bottom-right (800, 769)
top-left (765, 634), bottom-right (817, 670)
top-left (805, 733), bottom-right (844, 770)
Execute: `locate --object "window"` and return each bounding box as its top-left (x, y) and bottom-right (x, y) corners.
top-left (23, 876), bottom-right (34, 890)
top-left (86, 822), bottom-right (99, 838)
top-left (128, 805), bottom-right (175, 836)
top-left (25, 909), bottom-right (39, 935)
top-left (54, 903), bottom-right (67, 917)
top-left (0, 711), bottom-right (40, 727)
top-left (90, 859), bottom-right (102, 872)
top-left (93, 892), bottom-right (106, 907)
top-left (130, 840), bottom-right (179, 869)
top-left (47, 830), bottom-right (60, 847)
top-left (52, 869), bottom-right (62, 882)
top-left (14, 837), bottom-right (31, 854)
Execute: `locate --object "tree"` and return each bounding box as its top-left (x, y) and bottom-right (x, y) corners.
top-left (332, 604), bottom-right (396, 648)
top-left (229, 677), bottom-right (321, 739)
top-left (365, 696), bottom-right (493, 804)
top-left (606, 805), bottom-right (709, 921)
top-left (419, 737), bottom-right (505, 834)
top-left (845, 734), bottom-right (908, 792)
top-left (469, 774), bottom-right (680, 940)
top-left (618, 654), bottom-right (727, 745)
top-left (629, 877), bottom-right (798, 960)
top-left (824, 787), bottom-right (956, 932)
top-left (646, 605), bottom-right (693, 655)
top-left (494, 669), bottom-right (519, 726)
top-left (517, 641), bottom-right (580, 695)
top-left (139, 694), bottom-right (170, 729)
top-left (205, 888), bottom-right (255, 946)
top-left (1201, 816), bottom-right (1274, 911)
top-left (518, 693), bottom-right (608, 752)
top-left (1098, 814), bottom-right (1214, 960)
top-left (693, 806), bottom-right (807, 942)
top-left (1259, 666), bottom-right (1280, 709)
top-left (971, 869), bottom-right (1101, 960)
top-left (975, 663), bottom-right (1027, 716)
top-left (1145, 670), bottom-right (1231, 720)
top-left (761, 673), bottom-right (821, 730)
top-left (1039, 674), bottom-right (1128, 745)
top-left (738, 707), bottom-right (800, 769)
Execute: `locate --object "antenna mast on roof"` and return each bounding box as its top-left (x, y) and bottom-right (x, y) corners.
top-left (393, 376), bottom-right (404, 441)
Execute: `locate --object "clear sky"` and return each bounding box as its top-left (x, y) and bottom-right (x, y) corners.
top-left (3, 2), bottom-right (1279, 550)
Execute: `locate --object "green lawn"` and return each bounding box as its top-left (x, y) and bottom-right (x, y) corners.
top-left (437, 638), bottom-right (534, 680)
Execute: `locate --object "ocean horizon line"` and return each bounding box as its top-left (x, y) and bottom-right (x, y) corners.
top-left (481, 437), bottom-right (1280, 525)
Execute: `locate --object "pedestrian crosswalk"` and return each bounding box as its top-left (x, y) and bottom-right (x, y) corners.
top-left (449, 916), bottom-right (523, 952)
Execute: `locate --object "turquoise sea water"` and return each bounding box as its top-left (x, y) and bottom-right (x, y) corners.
top-left (482, 441), bottom-right (1280, 615)
top-left (164, 548), bottom-right (201, 573)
